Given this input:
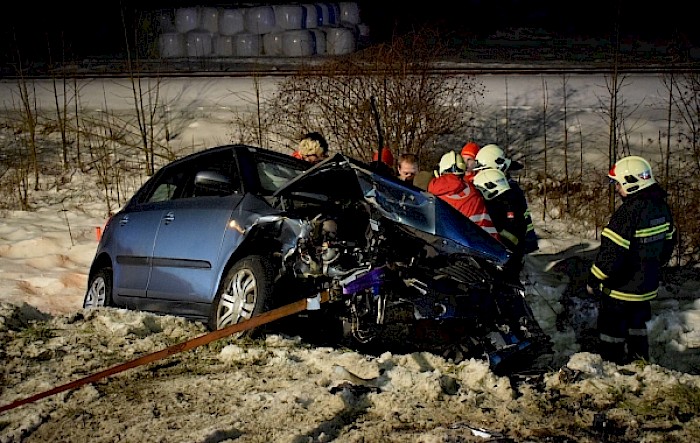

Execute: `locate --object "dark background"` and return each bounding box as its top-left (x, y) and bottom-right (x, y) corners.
top-left (1, 1), bottom-right (696, 63)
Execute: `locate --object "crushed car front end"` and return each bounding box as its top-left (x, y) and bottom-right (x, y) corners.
top-left (254, 154), bottom-right (551, 372)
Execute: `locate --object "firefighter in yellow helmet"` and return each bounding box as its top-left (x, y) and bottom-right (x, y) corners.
top-left (586, 155), bottom-right (676, 364)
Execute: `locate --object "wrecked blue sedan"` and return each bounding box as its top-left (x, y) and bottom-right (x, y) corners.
top-left (84, 145), bottom-right (550, 372)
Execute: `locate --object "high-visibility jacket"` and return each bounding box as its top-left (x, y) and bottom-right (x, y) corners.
top-left (428, 173), bottom-right (500, 241)
top-left (588, 183), bottom-right (676, 302)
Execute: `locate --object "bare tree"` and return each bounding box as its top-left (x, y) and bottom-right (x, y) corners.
top-left (12, 58), bottom-right (40, 191)
top-left (561, 74), bottom-right (570, 210)
top-left (46, 33), bottom-right (72, 171)
top-left (120, 4), bottom-right (171, 175)
top-left (663, 71), bottom-right (700, 264)
top-left (541, 76), bottom-right (549, 217)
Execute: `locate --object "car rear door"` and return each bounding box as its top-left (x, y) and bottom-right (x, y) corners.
top-left (111, 168), bottom-right (189, 299)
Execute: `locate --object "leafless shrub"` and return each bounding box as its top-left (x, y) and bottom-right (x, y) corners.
top-left (228, 29), bottom-right (486, 166)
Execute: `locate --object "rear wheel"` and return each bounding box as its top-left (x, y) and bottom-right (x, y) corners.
top-left (209, 255), bottom-right (274, 336)
top-left (83, 268), bottom-right (113, 308)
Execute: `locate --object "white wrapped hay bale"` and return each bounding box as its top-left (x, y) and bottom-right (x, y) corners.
top-left (301, 4), bottom-right (319, 28)
top-left (159, 33), bottom-right (185, 58)
top-left (316, 2), bottom-right (341, 26)
top-left (219, 8), bottom-right (245, 36)
top-left (274, 4), bottom-right (304, 30)
top-left (244, 6), bottom-right (276, 35)
top-left (186, 31), bottom-right (213, 57)
top-left (325, 27), bottom-right (355, 55)
top-left (235, 33), bottom-right (262, 57)
top-left (263, 32), bottom-right (284, 56)
top-left (199, 7), bottom-right (219, 34)
top-left (339, 2), bottom-right (361, 25)
top-left (315, 3), bottom-right (330, 27)
top-left (213, 34), bottom-right (234, 57)
top-left (175, 7), bottom-right (199, 33)
top-left (310, 29), bottom-right (326, 55)
top-left (283, 30), bottom-right (314, 57)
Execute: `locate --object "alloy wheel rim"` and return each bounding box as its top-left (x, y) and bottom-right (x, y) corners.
top-left (217, 268), bottom-right (257, 329)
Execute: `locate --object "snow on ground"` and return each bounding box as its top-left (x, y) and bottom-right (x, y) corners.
top-left (1, 76), bottom-right (699, 441)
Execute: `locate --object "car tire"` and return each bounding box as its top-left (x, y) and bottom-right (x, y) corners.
top-left (209, 255), bottom-right (274, 335)
top-left (83, 268), bottom-right (113, 308)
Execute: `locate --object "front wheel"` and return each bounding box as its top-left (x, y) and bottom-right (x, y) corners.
top-left (209, 255), bottom-right (274, 336)
top-left (83, 267), bottom-right (113, 308)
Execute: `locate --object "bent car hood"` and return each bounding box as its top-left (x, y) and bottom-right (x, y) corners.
top-left (274, 153), bottom-right (510, 266)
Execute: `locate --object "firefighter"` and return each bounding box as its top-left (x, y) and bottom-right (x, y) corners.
top-left (473, 167), bottom-right (529, 277)
top-left (586, 155), bottom-right (676, 364)
top-left (474, 144), bottom-right (539, 255)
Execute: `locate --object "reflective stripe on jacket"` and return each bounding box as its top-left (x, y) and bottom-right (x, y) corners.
top-left (428, 174), bottom-right (500, 241)
top-left (482, 188), bottom-right (527, 256)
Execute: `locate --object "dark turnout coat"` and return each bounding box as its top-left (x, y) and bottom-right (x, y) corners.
top-left (483, 187), bottom-right (528, 258)
top-left (588, 183), bottom-right (676, 301)
top-left (507, 178), bottom-right (538, 254)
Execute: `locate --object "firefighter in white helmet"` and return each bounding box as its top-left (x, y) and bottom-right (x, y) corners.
top-left (586, 155), bottom-right (676, 364)
top-left (474, 144), bottom-right (539, 256)
top-left (473, 168), bottom-right (530, 277)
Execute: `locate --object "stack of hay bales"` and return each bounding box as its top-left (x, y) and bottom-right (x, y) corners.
top-left (157, 2), bottom-right (367, 58)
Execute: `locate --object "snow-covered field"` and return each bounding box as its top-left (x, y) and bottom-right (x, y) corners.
top-left (1, 72), bottom-right (699, 442)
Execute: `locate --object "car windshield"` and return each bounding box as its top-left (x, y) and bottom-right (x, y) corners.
top-left (256, 159), bottom-right (308, 193)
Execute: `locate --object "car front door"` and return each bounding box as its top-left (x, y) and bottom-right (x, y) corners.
top-left (146, 149), bottom-right (244, 308)
top-left (146, 195), bottom-right (242, 305)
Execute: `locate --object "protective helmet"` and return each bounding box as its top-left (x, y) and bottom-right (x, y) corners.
top-left (438, 150), bottom-right (466, 175)
top-left (608, 155), bottom-right (656, 193)
top-left (473, 168), bottom-right (511, 200)
top-left (474, 144), bottom-right (511, 172)
top-left (372, 148), bottom-right (394, 166)
top-left (460, 141), bottom-right (480, 159)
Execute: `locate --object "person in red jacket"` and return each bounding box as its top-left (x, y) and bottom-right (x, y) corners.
top-left (428, 150), bottom-right (500, 241)
top-left (460, 141), bottom-right (480, 183)
top-left (370, 147), bottom-right (396, 176)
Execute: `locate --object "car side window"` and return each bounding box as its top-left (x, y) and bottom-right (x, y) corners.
top-left (180, 150), bottom-right (241, 199)
top-left (146, 169), bottom-right (189, 203)
top-left (140, 149), bottom-right (241, 204)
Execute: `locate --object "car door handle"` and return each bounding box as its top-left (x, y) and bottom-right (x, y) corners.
top-left (163, 212), bottom-right (175, 224)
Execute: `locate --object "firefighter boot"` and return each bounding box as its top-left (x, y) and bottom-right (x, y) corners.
top-left (598, 340), bottom-right (627, 365)
top-left (626, 334), bottom-right (649, 362)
